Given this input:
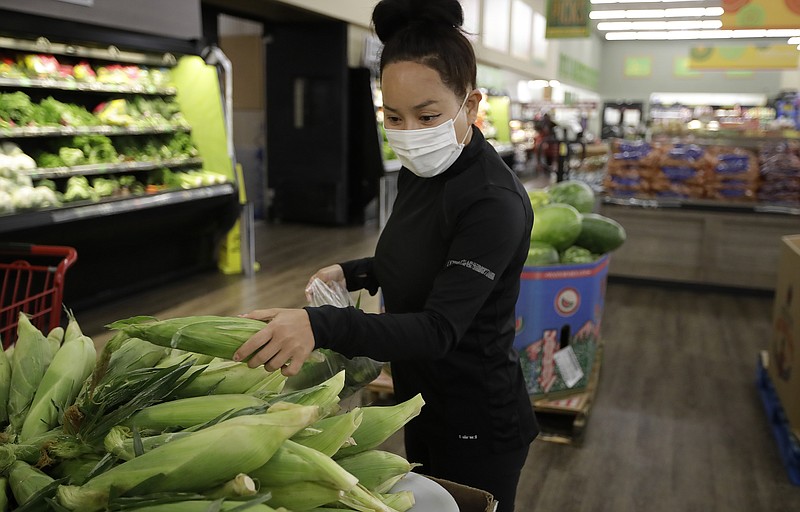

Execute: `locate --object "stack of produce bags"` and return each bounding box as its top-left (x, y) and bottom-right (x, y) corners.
top-left (0, 313), bottom-right (423, 511)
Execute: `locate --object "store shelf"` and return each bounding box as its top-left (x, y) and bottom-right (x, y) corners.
top-left (0, 76), bottom-right (176, 95)
top-left (24, 156), bottom-right (202, 180)
top-left (0, 124), bottom-right (189, 139)
top-left (0, 182), bottom-right (234, 234)
top-left (603, 196), bottom-right (800, 216)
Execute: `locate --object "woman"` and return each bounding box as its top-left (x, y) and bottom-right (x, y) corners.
top-left (234, 0), bottom-right (538, 509)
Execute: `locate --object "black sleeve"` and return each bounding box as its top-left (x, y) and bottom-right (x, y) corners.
top-left (306, 187), bottom-right (528, 362)
top-left (339, 257), bottom-right (379, 295)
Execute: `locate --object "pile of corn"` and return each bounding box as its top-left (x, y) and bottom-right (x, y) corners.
top-left (0, 313), bottom-right (424, 512)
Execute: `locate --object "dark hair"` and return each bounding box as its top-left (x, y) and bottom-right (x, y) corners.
top-left (371, 0), bottom-right (476, 98)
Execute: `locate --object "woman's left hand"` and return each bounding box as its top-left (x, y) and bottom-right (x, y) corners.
top-left (234, 308), bottom-right (315, 376)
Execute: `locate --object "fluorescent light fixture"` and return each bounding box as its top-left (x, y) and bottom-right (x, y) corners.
top-left (528, 79), bottom-right (549, 87)
top-left (606, 28), bottom-right (800, 40)
top-left (590, 7), bottom-right (723, 19)
top-left (597, 20), bottom-right (722, 31)
top-left (791, 37), bottom-right (800, 44)
top-left (549, 80), bottom-right (560, 87)
top-left (592, 0), bottom-right (707, 4)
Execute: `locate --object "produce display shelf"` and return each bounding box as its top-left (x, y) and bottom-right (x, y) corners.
top-left (756, 351), bottom-right (800, 486)
top-left (0, 35), bottom-right (179, 67)
top-left (25, 156), bottom-right (203, 180)
top-left (0, 182), bottom-right (234, 234)
top-left (0, 76), bottom-right (176, 95)
top-left (0, 125), bottom-right (190, 139)
top-left (603, 195), bottom-right (800, 216)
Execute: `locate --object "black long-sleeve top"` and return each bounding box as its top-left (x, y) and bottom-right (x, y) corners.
top-left (306, 126), bottom-right (538, 454)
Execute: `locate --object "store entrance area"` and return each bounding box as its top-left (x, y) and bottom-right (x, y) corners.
top-left (75, 219), bottom-right (800, 512)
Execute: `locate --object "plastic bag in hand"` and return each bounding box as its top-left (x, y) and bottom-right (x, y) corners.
top-left (285, 278), bottom-right (383, 398)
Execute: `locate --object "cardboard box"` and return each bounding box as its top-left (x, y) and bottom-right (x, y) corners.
top-left (514, 255), bottom-right (609, 398)
top-left (768, 235), bottom-right (800, 434)
top-left (429, 477), bottom-right (497, 512)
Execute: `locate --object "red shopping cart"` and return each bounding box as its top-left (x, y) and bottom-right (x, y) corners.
top-left (0, 243), bottom-right (78, 348)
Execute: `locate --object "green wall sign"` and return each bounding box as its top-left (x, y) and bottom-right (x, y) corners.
top-left (559, 53), bottom-right (599, 90)
top-left (546, 0), bottom-right (590, 38)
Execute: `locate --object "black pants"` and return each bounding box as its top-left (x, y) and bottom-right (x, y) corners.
top-left (404, 426), bottom-right (530, 512)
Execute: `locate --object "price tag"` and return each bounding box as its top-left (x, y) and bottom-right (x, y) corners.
top-left (553, 345), bottom-right (584, 388)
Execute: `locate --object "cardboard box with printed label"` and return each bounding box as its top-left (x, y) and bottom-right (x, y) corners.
top-left (514, 255), bottom-right (609, 398)
top-left (768, 235), bottom-right (800, 436)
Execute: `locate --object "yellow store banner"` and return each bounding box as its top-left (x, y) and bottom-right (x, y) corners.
top-left (546, 0), bottom-right (590, 38)
top-left (721, 0), bottom-right (800, 29)
top-left (688, 44), bottom-right (800, 70)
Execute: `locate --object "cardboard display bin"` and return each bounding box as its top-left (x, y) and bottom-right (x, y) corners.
top-left (429, 477), bottom-right (497, 512)
top-left (768, 235), bottom-right (800, 436)
top-left (514, 255), bottom-right (609, 398)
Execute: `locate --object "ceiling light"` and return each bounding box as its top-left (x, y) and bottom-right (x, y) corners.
top-left (605, 28), bottom-right (800, 41)
top-left (590, 7), bottom-right (724, 20)
top-left (549, 80), bottom-right (560, 87)
top-left (592, 0), bottom-right (708, 4)
top-left (790, 37), bottom-right (800, 45)
top-left (597, 20), bottom-right (722, 31)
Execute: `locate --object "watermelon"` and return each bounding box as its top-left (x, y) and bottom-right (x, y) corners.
top-left (547, 180), bottom-right (595, 213)
top-left (531, 203), bottom-right (582, 252)
top-left (525, 241), bottom-right (559, 266)
top-left (575, 213), bottom-right (626, 254)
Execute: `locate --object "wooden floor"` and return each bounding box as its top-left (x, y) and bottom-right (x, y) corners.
top-left (76, 220), bottom-right (800, 512)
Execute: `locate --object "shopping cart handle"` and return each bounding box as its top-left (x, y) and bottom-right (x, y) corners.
top-left (0, 243), bottom-right (78, 266)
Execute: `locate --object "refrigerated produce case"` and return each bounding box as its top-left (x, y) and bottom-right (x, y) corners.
top-left (0, 8), bottom-right (241, 309)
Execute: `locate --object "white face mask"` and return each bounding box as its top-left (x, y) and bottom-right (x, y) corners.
top-left (385, 95), bottom-right (470, 178)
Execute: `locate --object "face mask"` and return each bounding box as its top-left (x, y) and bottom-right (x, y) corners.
top-left (385, 94), bottom-right (470, 178)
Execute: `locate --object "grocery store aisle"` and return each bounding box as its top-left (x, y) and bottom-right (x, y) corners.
top-left (78, 220), bottom-right (800, 511)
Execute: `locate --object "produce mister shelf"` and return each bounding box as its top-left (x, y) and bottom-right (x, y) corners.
top-left (0, 21), bottom-right (243, 309)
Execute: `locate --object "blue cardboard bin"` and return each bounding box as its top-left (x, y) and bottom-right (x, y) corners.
top-left (514, 255), bottom-right (609, 398)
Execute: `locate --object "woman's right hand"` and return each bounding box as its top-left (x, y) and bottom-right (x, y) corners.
top-left (305, 264), bottom-right (346, 302)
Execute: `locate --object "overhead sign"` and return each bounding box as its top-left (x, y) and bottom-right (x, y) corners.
top-left (546, 0), bottom-right (590, 38)
top-left (689, 44), bottom-right (800, 70)
top-left (721, 0), bottom-right (800, 29)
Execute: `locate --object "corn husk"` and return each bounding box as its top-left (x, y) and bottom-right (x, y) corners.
top-left (124, 501), bottom-right (284, 512)
top-left (56, 405), bottom-right (320, 512)
top-left (8, 314), bottom-right (51, 434)
top-left (107, 315), bottom-right (267, 360)
top-left (19, 334), bottom-right (96, 442)
top-left (46, 326), bottom-right (64, 359)
top-left (124, 394), bottom-right (267, 431)
top-left (203, 472), bottom-right (258, 500)
top-left (104, 427), bottom-right (191, 461)
top-left (0, 347), bottom-right (10, 427)
top-left (335, 450), bottom-right (416, 493)
top-left (262, 481), bottom-right (344, 511)
top-left (292, 408), bottom-right (363, 457)
top-left (0, 476), bottom-right (8, 512)
top-left (334, 394), bottom-right (424, 458)
top-left (250, 440), bottom-right (358, 491)
top-left (174, 359), bottom-right (277, 398)
top-left (8, 460), bottom-right (55, 506)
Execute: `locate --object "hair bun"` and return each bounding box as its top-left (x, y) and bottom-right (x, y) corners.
top-left (372, 0), bottom-right (464, 44)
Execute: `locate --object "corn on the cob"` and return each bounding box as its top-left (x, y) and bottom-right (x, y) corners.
top-left (335, 450), bottom-right (416, 494)
top-left (20, 334), bottom-right (97, 442)
top-left (379, 490), bottom-right (415, 512)
top-left (0, 346), bottom-right (10, 427)
top-left (8, 460), bottom-right (55, 506)
top-left (262, 481), bottom-right (344, 511)
top-left (334, 394), bottom-right (424, 458)
top-left (250, 439), bottom-right (358, 491)
top-left (56, 405), bottom-right (320, 511)
top-left (339, 483), bottom-right (397, 512)
top-left (0, 476), bottom-right (8, 512)
top-left (174, 359), bottom-right (276, 398)
top-left (46, 326), bottom-right (64, 359)
top-left (104, 426), bottom-right (191, 461)
top-left (246, 366), bottom-right (288, 397)
top-left (8, 314), bottom-right (51, 434)
top-left (48, 454), bottom-right (106, 486)
top-left (3, 344), bottom-right (13, 365)
top-left (203, 473), bottom-right (258, 500)
top-left (274, 370), bottom-right (345, 418)
top-left (292, 408), bottom-right (363, 457)
top-left (108, 315), bottom-right (267, 360)
top-left (124, 394), bottom-right (267, 431)
top-left (64, 309), bottom-right (83, 343)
